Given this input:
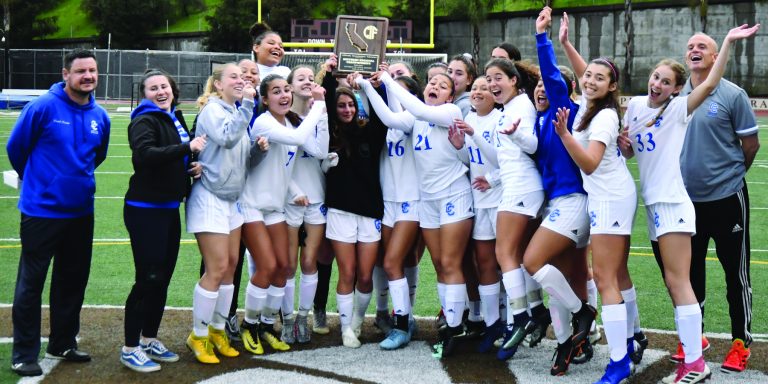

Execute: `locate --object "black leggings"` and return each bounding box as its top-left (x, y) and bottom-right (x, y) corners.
top-left (123, 205), bottom-right (180, 347)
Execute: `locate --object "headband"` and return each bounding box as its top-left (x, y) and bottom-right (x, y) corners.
top-left (593, 58), bottom-right (618, 80)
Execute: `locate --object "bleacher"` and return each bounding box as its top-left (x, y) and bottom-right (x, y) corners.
top-left (0, 89), bottom-right (48, 109)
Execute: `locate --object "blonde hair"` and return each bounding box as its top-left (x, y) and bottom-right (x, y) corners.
top-left (195, 63), bottom-right (237, 109)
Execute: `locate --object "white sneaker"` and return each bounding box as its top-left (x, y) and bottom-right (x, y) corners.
top-left (342, 327), bottom-right (361, 348)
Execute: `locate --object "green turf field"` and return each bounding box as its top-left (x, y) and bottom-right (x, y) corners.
top-left (0, 109), bottom-right (765, 338)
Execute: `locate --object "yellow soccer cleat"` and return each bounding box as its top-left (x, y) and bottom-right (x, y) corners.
top-left (260, 325), bottom-right (291, 352)
top-left (208, 326), bottom-right (240, 358)
top-left (186, 332), bottom-right (220, 364)
top-left (240, 320), bottom-right (264, 355)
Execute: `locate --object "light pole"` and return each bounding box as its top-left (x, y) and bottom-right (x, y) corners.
top-left (0, 29), bottom-right (5, 91)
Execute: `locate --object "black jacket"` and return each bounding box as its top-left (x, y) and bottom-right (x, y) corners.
top-left (125, 110), bottom-right (193, 203)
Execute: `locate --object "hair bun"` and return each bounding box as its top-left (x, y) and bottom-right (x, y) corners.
top-left (249, 22), bottom-right (272, 39)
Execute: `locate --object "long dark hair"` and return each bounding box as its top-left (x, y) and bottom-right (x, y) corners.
top-left (139, 68), bottom-right (180, 108)
top-left (330, 87), bottom-right (363, 157)
top-left (576, 57), bottom-right (621, 132)
top-left (259, 74), bottom-right (302, 126)
top-left (484, 58), bottom-right (540, 105)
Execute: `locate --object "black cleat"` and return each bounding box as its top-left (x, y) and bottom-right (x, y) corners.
top-left (572, 339), bottom-right (594, 364)
top-left (550, 338), bottom-right (574, 376)
top-left (630, 331), bottom-right (649, 364)
top-left (570, 302), bottom-right (596, 352)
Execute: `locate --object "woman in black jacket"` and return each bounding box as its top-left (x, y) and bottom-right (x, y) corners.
top-left (121, 69), bottom-right (206, 372)
top-left (320, 56), bottom-right (388, 348)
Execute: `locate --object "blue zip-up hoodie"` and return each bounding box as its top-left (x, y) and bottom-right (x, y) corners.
top-left (7, 82), bottom-right (110, 218)
top-left (534, 32), bottom-right (585, 200)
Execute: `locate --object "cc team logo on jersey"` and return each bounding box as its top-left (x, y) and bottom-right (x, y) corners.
top-left (707, 102), bottom-right (718, 117)
top-left (319, 204), bottom-right (328, 217)
top-left (482, 130), bottom-right (492, 144)
top-left (654, 211), bottom-right (660, 228)
top-left (401, 202), bottom-right (410, 214)
top-left (90, 120), bottom-right (99, 135)
top-left (445, 202), bottom-right (455, 216)
top-left (428, 122), bottom-right (436, 128)
top-left (589, 210), bottom-right (597, 227)
top-left (374, 219), bottom-right (382, 232)
top-left (538, 116), bottom-right (545, 127)
top-left (654, 116), bottom-right (663, 128)
top-left (548, 208), bottom-right (561, 222)
top-left (498, 116), bottom-right (505, 126)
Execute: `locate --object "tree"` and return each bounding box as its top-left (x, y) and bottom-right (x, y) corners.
top-left (84, 0), bottom-right (173, 48)
top-left (689, 0), bottom-right (708, 33)
top-left (446, 0), bottom-right (499, 60)
top-left (0, 0), bottom-right (59, 47)
top-left (178, 0), bottom-right (205, 17)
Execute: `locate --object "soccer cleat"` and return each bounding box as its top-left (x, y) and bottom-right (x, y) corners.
top-left (281, 316), bottom-right (296, 344)
top-left (240, 320), bottom-right (264, 355)
top-left (550, 338), bottom-right (574, 376)
top-left (721, 339), bottom-right (750, 373)
top-left (342, 326), bottom-right (362, 348)
top-left (589, 327), bottom-right (603, 344)
top-left (380, 328), bottom-right (411, 350)
top-left (208, 326), bottom-right (240, 357)
top-left (571, 302), bottom-right (597, 354)
top-left (497, 323), bottom-right (527, 361)
top-left (464, 319), bottom-right (486, 339)
top-left (669, 336), bottom-right (710, 363)
top-left (186, 332), bottom-right (220, 364)
top-left (572, 340), bottom-right (594, 364)
top-left (432, 325), bottom-right (464, 359)
top-left (593, 353), bottom-right (632, 384)
top-left (295, 314), bottom-right (311, 344)
top-left (45, 348), bottom-right (92, 362)
top-left (225, 313), bottom-right (241, 342)
top-left (478, 319), bottom-right (505, 353)
top-left (662, 356), bottom-right (711, 384)
top-left (260, 323), bottom-right (291, 351)
top-left (374, 310), bottom-right (394, 334)
top-left (629, 331), bottom-right (649, 364)
top-left (141, 339), bottom-right (180, 362)
top-left (525, 312), bottom-right (552, 348)
top-left (11, 361), bottom-right (43, 377)
top-left (121, 348), bottom-right (161, 373)
top-left (313, 308), bottom-right (330, 335)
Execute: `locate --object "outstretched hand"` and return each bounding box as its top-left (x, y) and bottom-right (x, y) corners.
top-left (324, 54), bottom-right (338, 72)
top-left (725, 24), bottom-right (760, 43)
top-left (553, 107), bottom-right (570, 137)
top-left (536, 6), bottom-right (552, 34)
top-left (448, 123), bottom-right (465, 150)
top-left (559, 12), bottom-right (570, 45)
top-left (498, 117), bottom-right (521, 135)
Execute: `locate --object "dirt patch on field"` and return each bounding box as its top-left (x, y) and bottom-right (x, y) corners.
top-left (0, 307), bottom-right (765, 383)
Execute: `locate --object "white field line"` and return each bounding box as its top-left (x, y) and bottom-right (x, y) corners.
top-left (0, 303), bottom-right (765, 342)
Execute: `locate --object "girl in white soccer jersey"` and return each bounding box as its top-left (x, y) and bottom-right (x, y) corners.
top-left (280, 66), bottom-right (330, 344)
top-left (185, 63), bottom-right (256, 364)
top-left (450, 76), bottom-right (505, 353)
top-left (619, 24), bottom-right (759, 384)
top-left (550, 6), bottom-right (637, 382)
top-left (483, 57), bottom-right (545, 361)
top-left (238, 74), bottom-right (327, 355)
top-left (358, 70), bottom-right (472, 358)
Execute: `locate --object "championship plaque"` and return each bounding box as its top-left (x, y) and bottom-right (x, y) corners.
top-left (333, 15), bottom-right (389, 76)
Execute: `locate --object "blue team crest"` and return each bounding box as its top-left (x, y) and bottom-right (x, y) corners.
top-left (707, 102), bottom-right (718, 117)
top-left (401, 202), bottom-right (410, 213)
top-left (445, 202), bottom-right (455, 216)
top-left (654, 116), bottom-right (663, 128)
top-left (374, 219), bottom-right (382, 232)
top-left (589, 211), bottom-right (597, 227)
top-left (548, 208), bottom-right (561, 222)
top-left (654, 211), bottom-right (660, 228)
top-left (428, 122), bottom-right (436, 128)
top-left (482, 131), bottom-right (492, 144)
top-left (319, 204), bottom-right (328, 216)
top-left (498, 116), bottom-right (505, 126)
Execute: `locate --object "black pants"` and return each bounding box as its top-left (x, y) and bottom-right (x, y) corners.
top-left (12, 214), bottom-right (94, 364)
top-left (123, 205), bottom-right (180, 347)
top-left (653, 184), bottom-right (752, 345)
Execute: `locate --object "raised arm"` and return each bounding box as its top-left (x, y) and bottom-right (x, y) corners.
top-left (197, 98), bottom-right (254, 149)
top-left (558, 11), bottom-right (587, 79)
top-left (356, 76), bottom-right (415, 133)
top-left (536, 7), bottom-right (573, 111)
top-left (687, 24), bottom-right (760, 115)
top-left (300, 115), bottom-right (330, 158)
top-left (379, 72), bottom-right (462, 127)
top-left (252, 98), bottom-right (327, 146)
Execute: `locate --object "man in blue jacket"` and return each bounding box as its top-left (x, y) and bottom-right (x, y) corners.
top-left (7, 49), bottom-right (110, 377)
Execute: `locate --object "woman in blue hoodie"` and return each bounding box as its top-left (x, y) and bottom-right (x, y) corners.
top-left (121, 69), bottom-right (207, 373)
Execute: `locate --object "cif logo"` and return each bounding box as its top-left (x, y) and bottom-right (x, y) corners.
top-left (319, 204), bottom-right (328, 216)
top-left (445, 202), bottom-right (455, 216)
top-left (548, 208), bottom-right (561, 222)
top-left (401, 202), bottom-right (410, 213)
top-left (90, 120), bottom-right (99, 134)
top-left (363, 26), bottom-right (378, 40)
top-left (374, 219), bottom-right (382, 232)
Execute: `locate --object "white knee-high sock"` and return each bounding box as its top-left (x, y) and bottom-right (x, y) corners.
top-left (502, 269), bottom-right (528, 321)
top-left (337, 292), bottom-right (354, 330)
top-left (282, 278), bottom-right (295, 319)
top-left (261, 285), bottom-right (285, 325)
top-left (405, 266), bottom-right (419, 308)
top-left (532, 264), bottom-right (582, 313)
top-left (353, 289), bottom-right (373, 322)
top-left (212, 284), bottom-right (234, 330)
top-left (621, 287), bottom-right (640, 335)
top-left (478, 282), bottom-right (501, 326)
top-left (602, 303), bottom-right (628, 362)
top-left (389, 278), bottom-right (410, 316)
top-left (245, 282), bottom-right (268, 324)
top-left (298, 272), bottom-right (318, 316)
top-left (677, 304), bottom-right (703, 363)
top-left (437, 282), bottom-right (447, 311)
top-left (522, 266), bottom-right (543, 308)
top-left (468, 300), bottom-right (483, 322)
top-left (245, 249), bottom-right (256, 278)
top-left (444, 284), bottom-right (467, 328)
top-left (373, 266), bottom-right (390, 312)
top-left (193, 283), bottom-right (218, 336)
top-left (549, 296), bottom-right (572, 344)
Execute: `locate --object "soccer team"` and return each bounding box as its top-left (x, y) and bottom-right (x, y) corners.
top-left (7, 6), bottom-right (760, 384)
